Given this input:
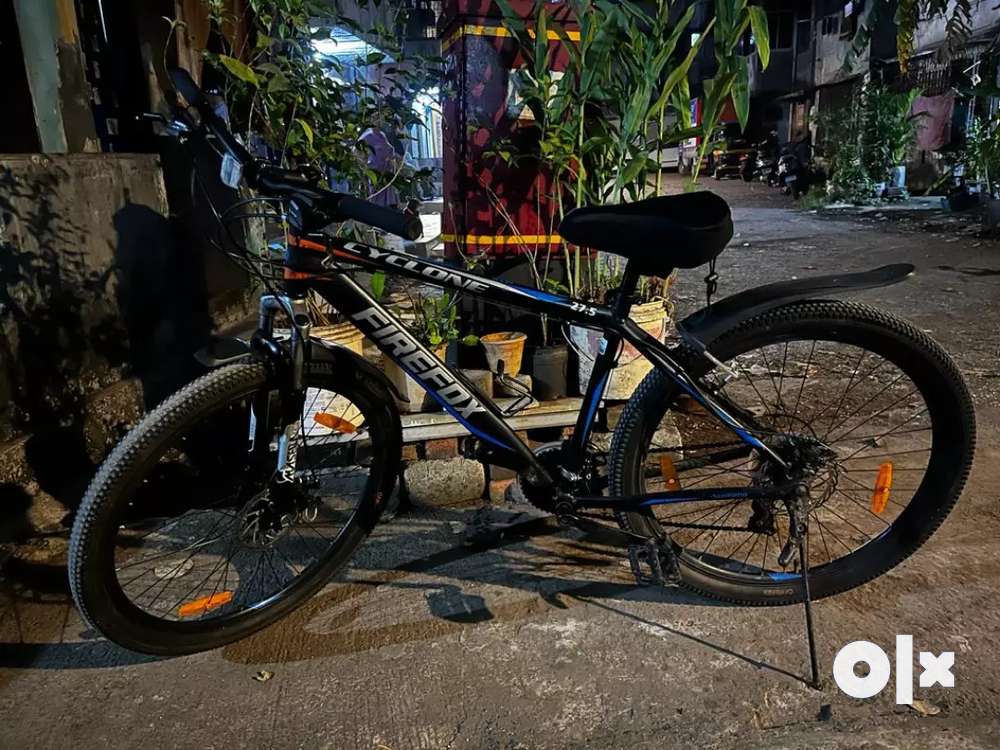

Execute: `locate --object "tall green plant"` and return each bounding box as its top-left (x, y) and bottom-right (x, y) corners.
top-left (817, 83), bottom-right (921, 202)
top-left (962, 116), bottom-right (1000, 196)
top-left (692, 2), bottom-right (770, 180)
top-left (204, 0), bottom-right (437, 200)
top-left (861, 84), bottom-right (922, 184)
top-left (492, 0), bottom-right (768, 303)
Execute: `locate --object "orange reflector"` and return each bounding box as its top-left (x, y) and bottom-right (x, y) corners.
top-left (313, 413), bottom-right (357, 433)
top-left (871, 462), bottom-right (893, 514)
top-left (178, 591), bottom-right (233, 618)
top-left (659, 455), bottom-right (681, 491)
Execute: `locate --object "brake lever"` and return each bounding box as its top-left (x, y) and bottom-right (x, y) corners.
top-left (138, 112), bottom-right (192, 138)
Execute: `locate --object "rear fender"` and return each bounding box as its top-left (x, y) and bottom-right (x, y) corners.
top-left (677, 263), bottom-right (915, 348)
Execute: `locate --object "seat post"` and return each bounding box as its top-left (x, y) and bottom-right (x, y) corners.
top-left (612, 263), bottom-right (642, 320)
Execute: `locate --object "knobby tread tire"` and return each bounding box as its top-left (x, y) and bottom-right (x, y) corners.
top-left (608, 301), bottom-right (976, 606)
top-left (69, 361), bottom-right (401, 654)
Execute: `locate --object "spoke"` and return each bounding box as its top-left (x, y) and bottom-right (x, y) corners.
top-left (734, 358), bottom-right (785, 421)
top-left (676, 457), bottom-right (758, 490)
top-left (658, 500), bottom-right (749, 521)
top-left (838, 446), bottom-right (931, 462)
top-left (791, 339), bottom-right (817, 426)
top-left (159, 545), bottom-right (235, 618)
top-left (697, 502), bottom-right (744, 559)
top-left (776, 341), bottom-right (789, 426)
top-left (756, 344), bottom-right (788, 418)
top-left (682, 502), bottom-right (743, 549)
top-left (822, 371), bottom-right (909, 441)
top-left (236, 550), bottom-right (267, 609)
top-left (814, 515), bottom-right (833, 565)
top-left (722, 527), bottom-right (758, 561)
top-left (739, 533), bottom-right (763, 573)
top-left (817, 502), bottom-right (875, 543)
top-left (826, 489), bottom-right (893, 527)
top-left (813, 512), bottom-right (856, 554)
top-left (839, 426), bottom-right (930, 443)
top-left (835, 471), bottom-right (912, 507)
top-left (758, 529), bottom-right (770, 577)
top-left (119, 511), bottom-right (235, 593)
top-left (831, 407), bottom-right (930, 462)
top-left (813, 349), bottom-right (884, 428)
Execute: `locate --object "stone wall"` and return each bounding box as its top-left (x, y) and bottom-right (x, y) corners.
top-left (0, 153), bottom-right (252, 538)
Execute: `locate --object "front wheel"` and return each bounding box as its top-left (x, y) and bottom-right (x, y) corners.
top-left (609, 301), bottom-right (975, 605)
top-left (69, 360), bottom-right (401, 654)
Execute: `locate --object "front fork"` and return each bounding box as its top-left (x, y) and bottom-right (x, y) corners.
top-left (251, 294), bottom-right (311, 479)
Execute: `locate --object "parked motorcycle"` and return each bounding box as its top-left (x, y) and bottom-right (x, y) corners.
top-left (777, 139), bottom-right (817, 199)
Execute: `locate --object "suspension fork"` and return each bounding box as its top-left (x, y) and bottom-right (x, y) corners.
top-left (250, 294), bottom-right (311, 478)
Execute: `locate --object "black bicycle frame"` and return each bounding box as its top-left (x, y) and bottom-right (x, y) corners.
top-left (284, 235), bottom-right (782, 512)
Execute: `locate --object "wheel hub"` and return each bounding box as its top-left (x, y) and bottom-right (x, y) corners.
top-left (749, 433), bottom-right (840, 533)
top-left (238, 479), bottom-right (316, 548)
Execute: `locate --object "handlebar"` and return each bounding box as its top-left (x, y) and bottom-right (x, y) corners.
top-left (335, 196), bottom-right (423, 241)
top-left (167, 67), bottom-right (422, 242)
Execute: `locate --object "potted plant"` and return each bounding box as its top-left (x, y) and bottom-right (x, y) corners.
top-left (568, 256), bottom-right (674, 400)
top-left (961, 116), bottom-right (1000, 227)
top-left (382, 291), bottom-right (474, 413)
top-left (488, 0), bottom-right (766, 401)
top-left (480, 331), bottom-right (528, 377)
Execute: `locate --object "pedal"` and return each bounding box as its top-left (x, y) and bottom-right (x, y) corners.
top-left (628, 539), bottom-right (679, 587)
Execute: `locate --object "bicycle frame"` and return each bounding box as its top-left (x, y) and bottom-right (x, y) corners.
top-left (280, 235), bottom-right (785, 513)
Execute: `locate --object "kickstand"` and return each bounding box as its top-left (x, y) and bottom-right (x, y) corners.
top-left (797, 528), bottom-right (822, 690)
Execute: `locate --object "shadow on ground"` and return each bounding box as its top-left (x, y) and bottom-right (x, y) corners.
top-left (0, 506), bottom-right (816, 689)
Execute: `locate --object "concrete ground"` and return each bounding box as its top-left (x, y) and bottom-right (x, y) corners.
top-left (3, 176), bottom-right (1000, 749)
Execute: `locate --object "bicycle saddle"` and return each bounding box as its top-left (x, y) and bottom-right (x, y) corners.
top-left (559, 191), bottom-right (733, 274)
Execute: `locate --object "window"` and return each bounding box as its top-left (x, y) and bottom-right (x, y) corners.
top-left (768, 11), bottom-right (794, 49)
top-left (840, 9), bottom-right (858, 39)
top-left (796, 18), bottom-right (812, 51)
top-left (821, 14), bottom-right (840, 36)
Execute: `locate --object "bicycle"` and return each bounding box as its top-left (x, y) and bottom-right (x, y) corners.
top-left (69, 70), bottom-right (975, 679)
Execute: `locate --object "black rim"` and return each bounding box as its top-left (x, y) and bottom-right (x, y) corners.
top-left (100, 373), bottom-right (381, 635)
top-left (633, 318), bottom-right (965, 588)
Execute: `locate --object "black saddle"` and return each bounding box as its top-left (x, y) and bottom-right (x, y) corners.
top-left (558, 191), bottom-right (733, 275)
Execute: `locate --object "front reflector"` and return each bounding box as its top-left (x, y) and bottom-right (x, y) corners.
top-left (659, 455), bottom-right (680, 490)
top-left (871, 462), bottom-right (893, 514)
top-left (178, 591), bottom-right (234, 618)
top-left (313, 413), bottom-right (357, 433)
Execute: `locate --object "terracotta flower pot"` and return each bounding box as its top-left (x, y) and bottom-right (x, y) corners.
top-left (480, 331), bottom-right (527, 376)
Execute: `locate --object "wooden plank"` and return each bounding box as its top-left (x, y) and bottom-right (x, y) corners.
top-left (303, 398), bottom-right (585, 446)
top-left (401, 398), bottom-right (583, 443)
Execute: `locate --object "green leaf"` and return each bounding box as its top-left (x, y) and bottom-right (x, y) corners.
top-left (219, 55), bottom-right (259, 86)
top-left (267, 72), bottom-right (290, 93)
top-left (748, 6), bottom-right (770, 69)
top-left (652, 17), bottom-right (714, 116)
top-left (733, 57), bottom-right (750, 131)
top-left (371, 271), bottom-right (386, 301)
top-left (296, 118), bottom-right (314, 147)
top-left (460, 335), bottom-right (480, 346)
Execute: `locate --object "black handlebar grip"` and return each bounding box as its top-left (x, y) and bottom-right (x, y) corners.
top-left (336, 196), bottom-right (423, 241)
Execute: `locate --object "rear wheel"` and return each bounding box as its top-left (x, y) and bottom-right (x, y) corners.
top-left (609, 301), bottom-right (975, 604)
top-left (69, 360), bottom-right (400, 654)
